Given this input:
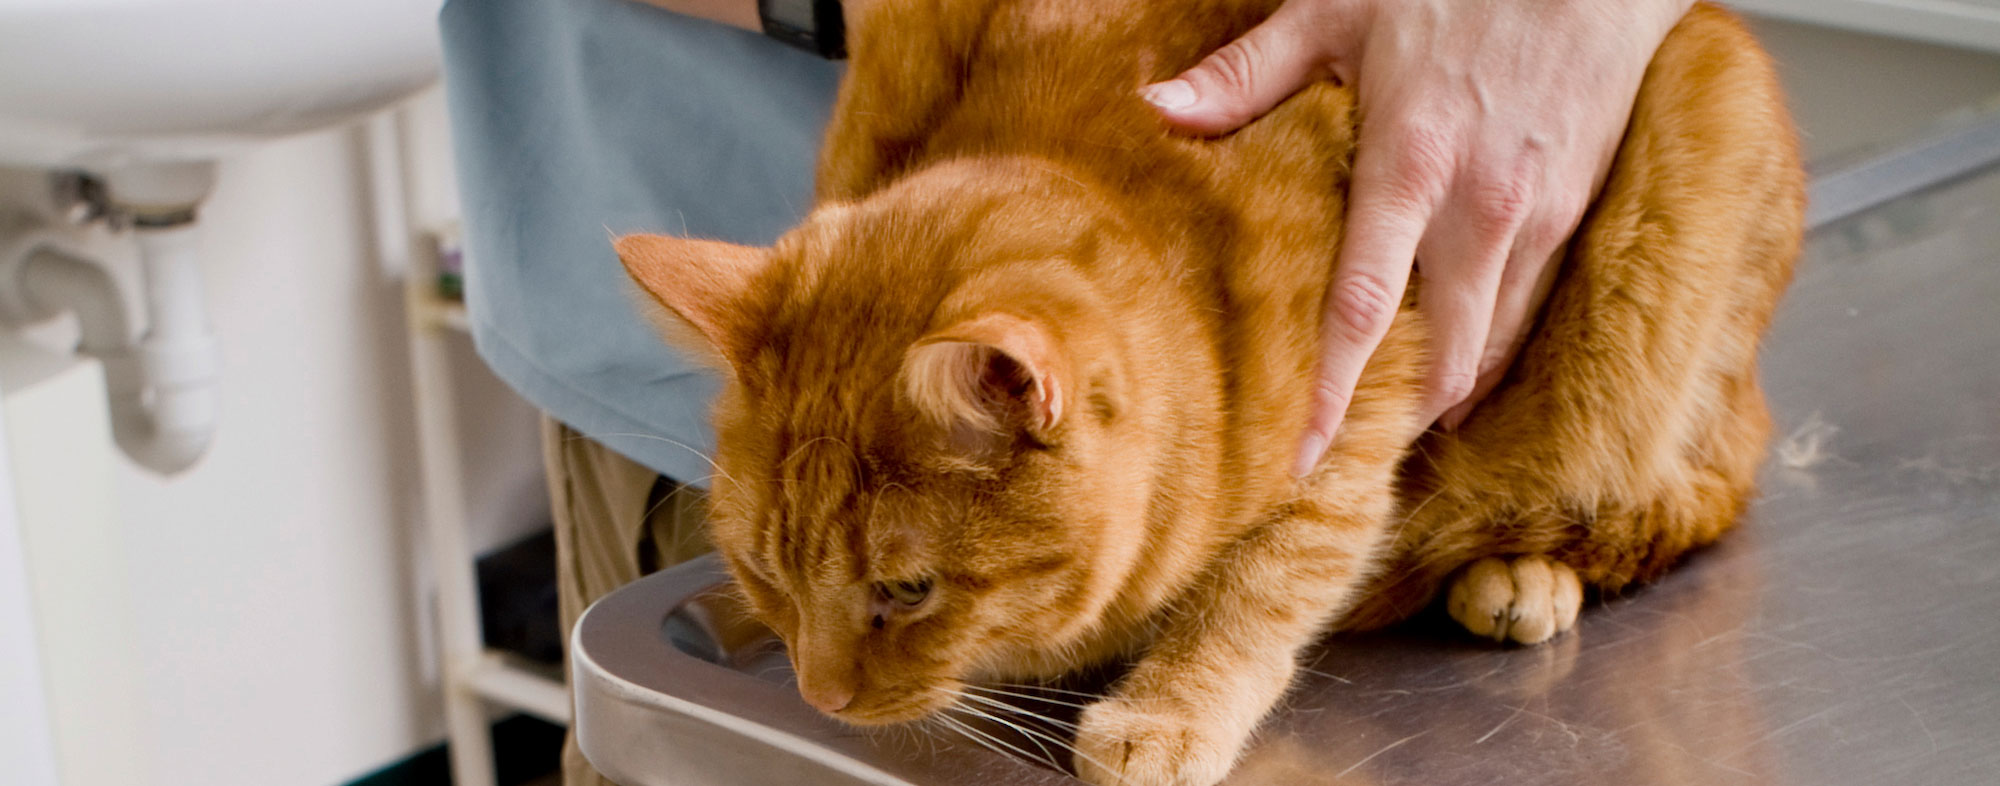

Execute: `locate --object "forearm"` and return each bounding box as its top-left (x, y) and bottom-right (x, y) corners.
top-left (628, 0), bottom-right (760, 31)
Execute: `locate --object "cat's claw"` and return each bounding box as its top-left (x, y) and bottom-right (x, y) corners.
top-left (1447, 556), bottom-right (1583, 645)
top-left (1074, 696), bottom-right (1239, 786)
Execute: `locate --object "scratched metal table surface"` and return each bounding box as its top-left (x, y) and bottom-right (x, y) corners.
top-left (573, 161), bottom-right (2000, 786)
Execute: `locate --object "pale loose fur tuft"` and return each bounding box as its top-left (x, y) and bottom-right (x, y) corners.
top-left (902, 341), bottom-right (1007, 432)
top-left (901, 313), bottom-right (1066, 437)
top-left (614, 2), bottom-right (1802, 784)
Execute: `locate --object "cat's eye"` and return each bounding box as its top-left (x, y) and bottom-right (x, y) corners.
top-left (878, 578), bottom-right (932, 607)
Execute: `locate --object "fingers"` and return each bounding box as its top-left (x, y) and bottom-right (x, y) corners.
top-left (1142, 5), bottom-right (1334, 136)
top-left (1436, 192), bottom-right (1578, 429)
top-left (1413, 180), bottom-right (1519, 427)
top-left (1293, 138), bottom-right (1436, 477)
top-left (1440, 235), bottom-right (1565, 429)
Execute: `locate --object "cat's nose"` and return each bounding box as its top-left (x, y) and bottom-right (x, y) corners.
top-left (799, 680), bottom-right (855, 713)
top-left (794, 624), bottom-right (860, 713)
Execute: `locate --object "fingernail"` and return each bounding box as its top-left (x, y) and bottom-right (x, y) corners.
top-left (1142, 79), bottom-right (1197, 111)
top-left (1292, 432), bottom-right (1328, 478)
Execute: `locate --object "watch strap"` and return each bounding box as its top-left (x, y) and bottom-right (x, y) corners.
top-left (758, 0), bottom-right (847, 59)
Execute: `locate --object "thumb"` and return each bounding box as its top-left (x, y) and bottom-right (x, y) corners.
top-left (1142, 10), bottom-right (1328, 136)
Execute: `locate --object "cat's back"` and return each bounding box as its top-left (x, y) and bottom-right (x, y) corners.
top-left (826, 0), bottom-right (1299, 191)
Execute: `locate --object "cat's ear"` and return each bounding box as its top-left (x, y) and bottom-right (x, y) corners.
top-left (615, 234), bottom-right (768, 372)
top-left (902, 313), bottom-right (1068, 445)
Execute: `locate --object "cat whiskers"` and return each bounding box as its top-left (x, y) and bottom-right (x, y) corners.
top-left (972, 681), bottom-right (1115, 704)
top-left (580, 432), bottom-right (740, 488)
top-left (913, 688), bottom-right (1024, 745)
top-left (954, 693), bottom-right (1086, 769)
top-left (935, 703), bottom-right (1069, 774)
top-left (931, 712), bottom-right (1040, 769)
top-left (956, 692), bottom-right (1080, 736)
top-left (951, 702), bottom-right (1064, 770)
top-left (627, 476), bottom-right (714, 557)
top-left (866, 717), bottom-right (941, 760)
top-left (862, 481), bottom-right (910, 547)
top-left (779, 434), bottom-right (858, 472)
top-left (958, 693), bottom-right (1080, 723)
top-left (750, 664), bottom-right (798, 687)
top-left (939, 694), bottom-right (1136, 786)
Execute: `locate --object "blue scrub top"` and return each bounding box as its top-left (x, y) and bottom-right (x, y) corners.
top-left (440, 0), bottom-right (842, 485)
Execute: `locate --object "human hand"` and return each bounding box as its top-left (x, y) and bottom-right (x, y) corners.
top-left (1140, 0), bottom-right (1694, 477)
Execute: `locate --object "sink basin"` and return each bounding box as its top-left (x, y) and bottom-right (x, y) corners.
top-left (0, 0), bottom-right (440, 168)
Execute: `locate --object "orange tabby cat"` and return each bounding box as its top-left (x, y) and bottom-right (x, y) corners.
top-left (614, 0), bottom-right (1802, 783)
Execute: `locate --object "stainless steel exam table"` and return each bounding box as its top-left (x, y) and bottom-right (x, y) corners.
top-left (571, 117), bottom-right (2000, 785)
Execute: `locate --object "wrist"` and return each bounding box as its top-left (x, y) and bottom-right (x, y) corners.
top-left (1561, 0), bottom-right (1694, 53)
top-left (1642, 0), bottom-right (1699, 40)
top-left (628, 0), bottom-right (762, 32)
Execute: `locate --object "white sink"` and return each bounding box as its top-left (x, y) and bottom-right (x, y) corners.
top-left (0, 0), bottom-right (442, 476)
top-left (0, 0), bottom-right (441, 169)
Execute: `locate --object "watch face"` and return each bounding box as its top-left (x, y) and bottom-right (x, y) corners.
top-left (767, 0), bottom-right (815, 30)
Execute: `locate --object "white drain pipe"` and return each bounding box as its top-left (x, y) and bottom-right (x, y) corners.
top-left (2, 224), bottom-right (219, 475)
top-left (107, 225), bottom-right (218, 474)
top-left (6, 229), bottom-right (133, 353)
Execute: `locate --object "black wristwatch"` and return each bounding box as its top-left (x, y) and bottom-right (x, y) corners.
top-left (758, 0), bottom-right (846, 59)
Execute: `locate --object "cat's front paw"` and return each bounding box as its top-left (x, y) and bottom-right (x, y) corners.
top-left (1073, 695), bottom-right (1242, 786)
top-left (1447, 555), bottom-right (1583, 644)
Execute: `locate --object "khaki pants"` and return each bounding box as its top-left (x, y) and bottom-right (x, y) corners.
top-left (542, 418), bottom-right (710, 786)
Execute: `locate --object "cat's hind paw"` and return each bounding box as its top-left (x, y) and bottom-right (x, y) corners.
top-left (1447, 556), bottom-right (1583, 645)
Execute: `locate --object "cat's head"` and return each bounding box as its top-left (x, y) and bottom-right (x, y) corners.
top-left (617, 160), bottom-right (1158, 725)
